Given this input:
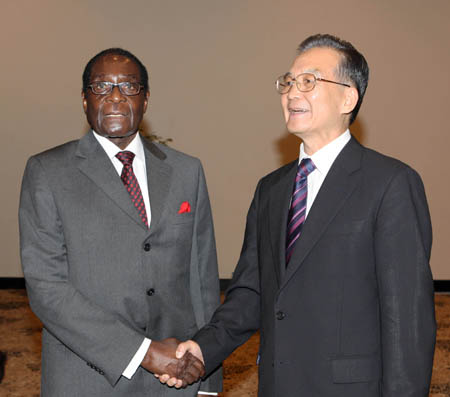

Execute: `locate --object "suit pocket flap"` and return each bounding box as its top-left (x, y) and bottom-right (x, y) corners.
top-left (171, 212), bottom-right (195, 225)
top-left (332, 355), bottom-right (380, 383)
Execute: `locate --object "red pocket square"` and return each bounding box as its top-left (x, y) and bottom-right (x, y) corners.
top-left (178, 201), bottom-right (191, 214)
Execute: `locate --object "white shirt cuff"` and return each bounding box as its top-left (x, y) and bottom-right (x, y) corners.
top-left (198, 393), bottom-right (218, 395)
top-left (122, 338), bottom-right (151, 379)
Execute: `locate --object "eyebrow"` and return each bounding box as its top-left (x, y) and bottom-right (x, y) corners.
top-left (287, 68), bottom-right (321, 77)
top-left (302, 68), bottom-right (321, 75)
top-left (91, 73), bottom-right (139, 80)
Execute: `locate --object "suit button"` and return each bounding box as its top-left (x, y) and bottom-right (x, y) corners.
top-left (276, 311), bottom-right (285, 320)
top-left (143, 243), bottom-right (151, 251)
top-left (146, 288), bottom-right (155, 296)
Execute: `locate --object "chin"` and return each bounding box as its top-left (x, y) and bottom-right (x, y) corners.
top-left (102, 126), bottom-right (131, 137)
top-left (98, 131), bottom-right (122, 138)
top-left (108, 131), bottom-right (127, 137)
top-left (287, 123), bottom-right (306, 135)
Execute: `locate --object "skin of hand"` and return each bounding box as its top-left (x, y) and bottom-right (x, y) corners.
top-left (142, 338), bottom-right (205, 388)
top-left (157, 340), bottom-right (205, 388)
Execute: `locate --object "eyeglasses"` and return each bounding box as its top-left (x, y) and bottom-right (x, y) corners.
top-left (88, 81), bottom-right (144, 96)
top-left (275, 72), bottom-right (350, 94)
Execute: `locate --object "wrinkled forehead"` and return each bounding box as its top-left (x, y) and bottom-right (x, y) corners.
top-left (289, 47), bottom-right (342, 77)
top-left (90, 54), bottom-right (141, 80)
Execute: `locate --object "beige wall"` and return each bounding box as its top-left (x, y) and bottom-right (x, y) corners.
top-left (1, 0), bottom-right (449, 278)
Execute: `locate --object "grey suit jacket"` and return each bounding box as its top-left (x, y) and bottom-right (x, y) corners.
top-left (19, 131), bottom-right (221, 396)
top-left (195, 136), bottom-right (436, 397)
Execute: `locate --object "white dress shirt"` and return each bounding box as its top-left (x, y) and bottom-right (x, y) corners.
top-left (93, 131), bottom-right (151, 226)
top-left (92, 131), bottom-right (152, 378)
top-left (299, 129), bottom-right (351, 218)
top-left (93, 131), bottom-right (215, 394)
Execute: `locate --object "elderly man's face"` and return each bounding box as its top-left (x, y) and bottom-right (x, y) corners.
top-left (281, 47), bottom-right (351, 143)
top-left (82, 54), bottom-right (149, 144)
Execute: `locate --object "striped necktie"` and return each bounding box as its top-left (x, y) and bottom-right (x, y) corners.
top-left (286, 158), bottom-right (316, 265)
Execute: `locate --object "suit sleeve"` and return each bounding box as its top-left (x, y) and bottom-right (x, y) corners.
top-left (374, 166), bottom-right (436, 396)
top-left (19, 157), bottom-right (145, 386)
top-left (189, 161), bottom-right (222, 392)
top-left (194, 180), bottom-right (262, 375)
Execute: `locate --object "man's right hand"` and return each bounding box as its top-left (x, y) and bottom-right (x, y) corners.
top-left (141, 338), bottom-right (205, 388)
top-left (157, 340), bottom-right (204, 388)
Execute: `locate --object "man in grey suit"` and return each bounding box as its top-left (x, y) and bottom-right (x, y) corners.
top-left (19, 48), bottom-right (221, 396)
top-left (162, 34), bottom-right (436, 396)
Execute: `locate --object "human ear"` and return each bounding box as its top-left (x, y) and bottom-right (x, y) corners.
top-left (143, 90), bottom-right (150, 113)
top-left (81, 91), bottom-right (87, 113)
top-left (342, 86), bottom-right (358, 115)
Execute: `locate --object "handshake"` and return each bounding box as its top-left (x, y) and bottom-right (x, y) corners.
top-left (141, 338), bottom-right (204, 388)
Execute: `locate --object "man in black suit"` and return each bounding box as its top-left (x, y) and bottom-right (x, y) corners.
top-left (161, 34), bottom-right (436, 396)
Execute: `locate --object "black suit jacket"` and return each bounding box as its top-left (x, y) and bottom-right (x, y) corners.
top-left (195, 137), bottom-right (436, 397)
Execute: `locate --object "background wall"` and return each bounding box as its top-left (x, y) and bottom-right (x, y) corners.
top-left (1, 0), bottom-right (449, 278)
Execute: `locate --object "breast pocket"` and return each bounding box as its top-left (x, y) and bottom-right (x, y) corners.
top-left (326, 219), bottom-right (367, 235)
top-left (171, 212), bottom-right (195, 225)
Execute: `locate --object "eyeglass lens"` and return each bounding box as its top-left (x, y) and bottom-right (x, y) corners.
top-left (276, 73), bottom-right (316, 94)
top-left (90, 82), bottom-right (141, 95)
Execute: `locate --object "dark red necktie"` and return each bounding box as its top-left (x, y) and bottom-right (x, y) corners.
top-left (115, 151), bottom-right (148, 227)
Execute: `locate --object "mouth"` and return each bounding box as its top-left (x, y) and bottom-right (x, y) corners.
top-left (288, 107), bottom-right (309, 115)
top-left (104, 112), bottom-right (128, 117)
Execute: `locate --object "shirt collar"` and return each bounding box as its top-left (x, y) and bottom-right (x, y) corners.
top-left (92, 130), bottom-right (145, 164)
top-left (299, 129), bottom-right (351, 175)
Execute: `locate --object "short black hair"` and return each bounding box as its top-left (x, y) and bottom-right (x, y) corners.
top-left (298, 34), bottom-right (369, 125)
top-left (82, 48), bottom-right (149, 94)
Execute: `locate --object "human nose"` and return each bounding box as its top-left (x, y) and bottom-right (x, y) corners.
top-left (286, 80), bottom-right (301, 99)
top-left (107, 84), bottom-right (126, 102)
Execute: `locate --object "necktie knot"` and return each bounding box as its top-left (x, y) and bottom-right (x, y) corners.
top-left (298, 158), bottom-right (315, 179)
top-left (116, 151), bottom-right (135, 166)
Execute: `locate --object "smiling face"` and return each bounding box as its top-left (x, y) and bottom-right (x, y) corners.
top-left (281, 47), bottom-right (357, 154)
top-left (82, 54), bottom-right (149, 149)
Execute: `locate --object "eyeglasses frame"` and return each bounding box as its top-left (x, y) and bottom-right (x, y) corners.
top-left (87, 81), bottom-right (144, 96)
top-left (275, 72), bottom-right (351, 94)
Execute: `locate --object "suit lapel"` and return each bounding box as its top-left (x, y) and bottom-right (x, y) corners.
top-left (142, 138), bottom-right (172, 233)
top-left (280, 137), bottom-right (363, 290)
top-left (75, 132), bottom-right (148, 230)
top-left (268, 160), bottom-right (298, 286)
